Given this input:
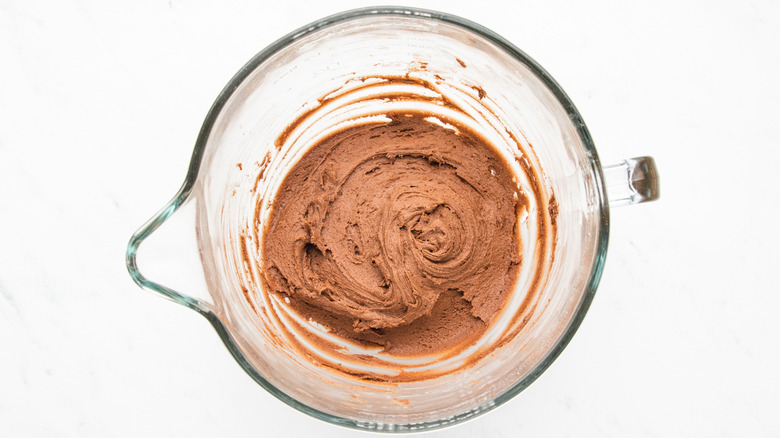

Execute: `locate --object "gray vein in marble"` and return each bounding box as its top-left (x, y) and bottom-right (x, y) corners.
top-left (0, 279), bottom-right (19, 314)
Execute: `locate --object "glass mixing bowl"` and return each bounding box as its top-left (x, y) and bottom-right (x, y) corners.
top-left (126, 7), bottom-right (659, 432)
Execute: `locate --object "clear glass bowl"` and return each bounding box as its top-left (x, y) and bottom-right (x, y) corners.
top-left (126, 7), bottom-right (659, 433)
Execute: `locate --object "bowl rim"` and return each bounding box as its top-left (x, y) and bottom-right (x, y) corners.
top-left (126, 6), bottom-right (609, 433)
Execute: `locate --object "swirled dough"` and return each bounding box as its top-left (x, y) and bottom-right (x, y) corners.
top-left (261, 113), bottom-right (521, 356)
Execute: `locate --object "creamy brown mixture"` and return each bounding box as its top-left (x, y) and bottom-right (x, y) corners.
top-left (261, 112), bottom-right (522, 356)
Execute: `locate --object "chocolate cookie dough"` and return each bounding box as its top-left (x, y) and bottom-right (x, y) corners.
top-left (261, 112), bottom-right (522, 357)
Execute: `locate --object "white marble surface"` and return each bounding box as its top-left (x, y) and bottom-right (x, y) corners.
top-left (2, 0), bottom-right (779, 436)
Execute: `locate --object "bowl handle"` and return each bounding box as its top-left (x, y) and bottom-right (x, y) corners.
top-left (602, 156), bottom-right (660, 208)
